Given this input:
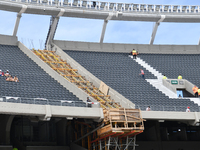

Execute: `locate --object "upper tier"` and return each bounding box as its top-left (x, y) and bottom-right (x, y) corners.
top-left (64, 50), bottom-right (200, 112)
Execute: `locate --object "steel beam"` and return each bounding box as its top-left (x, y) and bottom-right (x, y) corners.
top-left (46, 8), bottom-right (65, 50)
top-left (13, 5), bottom-right (27, 36)
top-left (100, 13), bottom-right (113, 43)
top-left (150, 15), bottom-right (165, 45)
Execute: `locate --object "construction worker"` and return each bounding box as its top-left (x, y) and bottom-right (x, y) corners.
top-left (198, 88), bottom-right (200, 97)
top-left (163, 75), bottom-right (167, 79)
top-left (192, 86), bottom-right (199, 97)
top-left (132, 49), bottom-right (138, 59)
top-left (178, 74), bottom-right (182, 79)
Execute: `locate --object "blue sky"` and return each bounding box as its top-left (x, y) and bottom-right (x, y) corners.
top-left (1, 0), bottom-right (200, 49)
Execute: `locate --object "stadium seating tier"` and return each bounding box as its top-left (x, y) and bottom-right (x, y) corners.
top-left (0, 45), bottom-right (85, 107)
top-left (64, 50), bottom-right (200, 112)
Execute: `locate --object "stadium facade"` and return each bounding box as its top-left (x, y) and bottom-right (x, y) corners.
top-left (0, 0), bottom-right (200, 150)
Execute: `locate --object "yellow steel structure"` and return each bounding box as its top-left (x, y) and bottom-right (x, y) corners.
top-left (33, 50), bottom-right (120, 109)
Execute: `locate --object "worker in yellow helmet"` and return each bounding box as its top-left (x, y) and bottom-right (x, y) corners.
top-left (163, 75), bottom-right (167, 79)
top-left (131, 49), bottom-right (138, 59)
top-left (178, 74), bottom-right (182, 79)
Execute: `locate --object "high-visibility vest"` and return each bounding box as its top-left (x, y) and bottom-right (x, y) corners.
top-left (141, 70), bottom-right (144, 75)
top-left (193, 87), bottom-right (198, 93)
top-left (163, 76), bottom-right (167, 79)
top-left (132, 50), bottom-right (137, 55)
top-left (198, 89), bottom-right (200, 95)
top-left (178, 75), bottom-right (182, 79)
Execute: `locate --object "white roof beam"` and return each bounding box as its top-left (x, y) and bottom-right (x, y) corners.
top-left (150, 15), bottom-right (165, 45)
top-left (46, 9), bottom-right (65, 50)
top-left (13, 5), bottom-right (27, 36)
top-left (100, 13), bottom-right (113, 44)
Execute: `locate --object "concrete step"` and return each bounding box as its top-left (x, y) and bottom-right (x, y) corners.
top-left (134, 57), bottom-right (163, 79)
top-left (146, 79), bottom-right (177, 98)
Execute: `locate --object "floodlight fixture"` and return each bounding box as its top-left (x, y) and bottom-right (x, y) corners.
top-left (148, 5), bottom-right (152, 11)
top-left (54, 0), bottom-right (59, 4)
top-left (32, 0), bottom-right (37, 2)
top-left (155, 5), bottom-right (160, 11)
top-left (43, 0), bottom-right (48, 3)
top-left (109, 3), bottom-right (114, 9)
top-left (140, 5), bottom-right (145, 10)
top-left (118, 3), bottom-right (123, 10)
top-left (182, 6), bottom-right (187, 12)
top-left (133, 4), bottom-right (138, 10)
top-left (164, 5), bottom-right (169, 11)
top-left (125, 4), bottom-right (129, 10)
top-left (73, 0), bottom-right (78, 6)
top-left (191, 6), bottom-right (196, 12)
top-left (100, 2), bottom-right (105, 8)
top-left (63, 0), bottom-right (68, 5)
top-left (173, 6), bottom-right (178, 12)
top-left (82, 1), bottom-right (87, 7)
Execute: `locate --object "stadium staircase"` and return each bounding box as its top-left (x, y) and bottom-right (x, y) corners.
top-left (133, 56), bottom-right (200, 106)
top-left (33, 49), bottom-right (144, 150)
top-left (133, 56), bottom-right (178, 98)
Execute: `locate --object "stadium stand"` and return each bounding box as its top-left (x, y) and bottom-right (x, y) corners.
top-left (0, 44), bottom-right (85, 107)
top-left (64, 50), bottom-right (200, 112)
top-left (139, 54), bottom-right (200, 87)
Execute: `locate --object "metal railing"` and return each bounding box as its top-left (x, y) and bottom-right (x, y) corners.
top-left (1, 96), bottom-right (100, 108)
top-left (136, 105), bottom-right (200, 112)
top-left (6, 0), bottom-right (200, 14)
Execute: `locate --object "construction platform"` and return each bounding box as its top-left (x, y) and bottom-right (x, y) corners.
top-left (91, 108), bottom-right (144, 150)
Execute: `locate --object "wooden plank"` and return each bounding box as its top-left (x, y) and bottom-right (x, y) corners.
top-left (97, 124), bottom-right (112, 136)
top-left (52, 68), bottom-right (77, 71)
top-left (99, 81), bottom-right (109, 95)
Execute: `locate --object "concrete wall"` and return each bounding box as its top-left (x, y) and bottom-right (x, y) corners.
top-left (18, 41), bottom-right (97, 104)
top-left (162, 79), bottom-right (195, 96)
top-left (141, 111), bottom-right (200, 125)
top-left (53, 40), bottom-right (200, 54)
top-left (0, 101), bottom-right (104, 121)
top-left (0, 34), bottom-right (18, 46)
top-left (52, 43), bottom-right (135, 108)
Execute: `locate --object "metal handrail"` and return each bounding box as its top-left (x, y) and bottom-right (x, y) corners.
top-left (136, 104), bottom-right (200, 112)
top-left (1, 96), bottom-right (100, 108)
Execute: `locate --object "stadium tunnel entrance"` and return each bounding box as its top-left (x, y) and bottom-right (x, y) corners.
top-left (163, 79), bottom-right (196, 98)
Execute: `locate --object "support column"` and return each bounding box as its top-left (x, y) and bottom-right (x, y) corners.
top-left (46, 9), bottom-right (65, 50)
top-left (99, 13), bottom-right (113, 44)
top-left (56, 119), bottom-right (67, 146)
top-left (13, 5), bottom-right (27, 36)
top-left (149, 15), bottom-right (165, 45)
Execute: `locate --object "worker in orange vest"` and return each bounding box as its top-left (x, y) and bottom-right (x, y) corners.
top-left (192, 86), bottom-right (198, 97)
top-left (132, 49), bottom-right (138, 59)
top-left (198, 88), bottom-right (200, 97)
